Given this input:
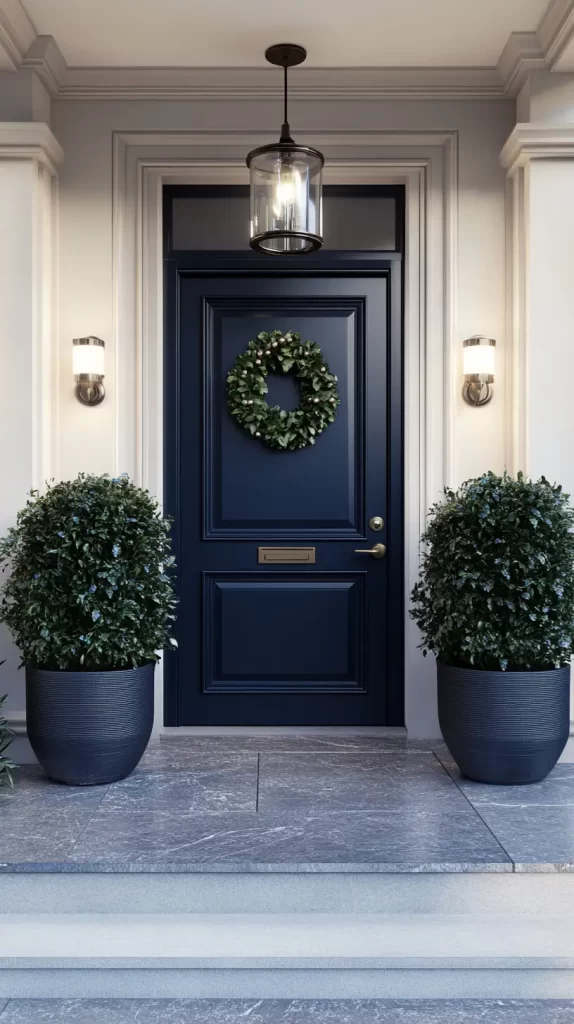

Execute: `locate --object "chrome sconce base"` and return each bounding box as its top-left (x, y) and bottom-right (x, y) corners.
top-left (463, 378), bottom-right (494, 407)
top-left (75, 376), bottom-right (106, 406)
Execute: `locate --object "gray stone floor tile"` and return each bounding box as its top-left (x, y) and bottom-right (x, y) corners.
top-left (64, 806), bottom-right (511, 871)
top-left (477, 804), bottom-right (574, 870)
top-left (3, 1001), bottom-right (574, 1024)
top-left (449, 764), bottom-right (574, 807)
top-left (258, 752), bottom-right (469, 812)
top-left (138, 736), bottom-right (432, 768)
top-left (0, 805), bottom-right (96, 865)
top-left (0, 1002), bottom-right (6, 1019)
top-left (0, 766), bottom-right (109, 809)
top-left (101, 754), bottom-right (258, 813)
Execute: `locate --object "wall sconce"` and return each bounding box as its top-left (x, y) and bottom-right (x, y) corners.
top-left (462, 335), bottom-right (495, 407)
top-left (73, 337), bottom-right (105, 406)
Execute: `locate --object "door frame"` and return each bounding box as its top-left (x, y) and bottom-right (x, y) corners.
top-left (162, 237), bottom-right (403, 727)
top-left (112, 129), bottom-right (458, 738)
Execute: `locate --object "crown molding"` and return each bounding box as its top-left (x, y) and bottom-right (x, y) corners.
top-left (538, 0), bottom-right (574, 64)
top-left (0, 0), bottom-right (35, 70)
top-left (2, 0), bottom-right (574, 102)
top-left (496, 32), bottom-right (546, 95)
top-left (21, 34), bottom-right (67, 95)
top-left (496, 1), bottom-right (574, 94)
top-left (42, 64), bottom-right (505, 102)
top-left (500, 122), bottom-right (574, 171)
top-left (0, 120), bottom-right (64, 171)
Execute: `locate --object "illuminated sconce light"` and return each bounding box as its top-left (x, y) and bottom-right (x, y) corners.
top-left (462, 335), bottom-right (495, 407)
top-left (73, 336), bottom-right (105, 406)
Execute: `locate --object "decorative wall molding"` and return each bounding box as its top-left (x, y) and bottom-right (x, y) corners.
top-left (0, 0), bottom-right (572, 101)
top-left (0, 0), bottom-right (35, 70)
top-left (111, 128), bottom-right (457, 737)
top-left (538, 0), bottom-right (574, 65)
top-left (5, 711), bottom-right (27, 736)
top-left (496, 33), bottom-right (547, 97)
top-left (0, 120), bottom-right (64, 173)
top-left (43, 65), bottom-right (508, 102)
top-left (496, 1), bottom-right (574, 93)
top-left (21, 34), bottom-right (67, 96)
top-left (501, 122), bottom-right (574, 484)
top-left (500, 123), bottom-right (574, 173)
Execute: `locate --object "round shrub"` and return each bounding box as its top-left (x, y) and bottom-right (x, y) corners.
top-left (0, 474), bottom-right (177, 671)
top-left (410, 471), bottom-right (574, 671)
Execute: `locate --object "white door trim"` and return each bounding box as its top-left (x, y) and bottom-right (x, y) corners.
top-left (112, 129), bottom-right (458, 738)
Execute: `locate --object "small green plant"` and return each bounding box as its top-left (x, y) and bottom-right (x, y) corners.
top-left (0, 474), bottom-right (177, 671)
top-left (0, 694), bottom-right (16, 787)
top-left (410, 471), bottom-right (574, 671)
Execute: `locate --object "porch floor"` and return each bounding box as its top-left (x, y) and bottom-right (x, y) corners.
top-left (2, 734), bottom-right (574, 873)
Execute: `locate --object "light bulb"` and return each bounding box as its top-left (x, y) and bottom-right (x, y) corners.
top-left (272, 163), bottom-right (303, 222)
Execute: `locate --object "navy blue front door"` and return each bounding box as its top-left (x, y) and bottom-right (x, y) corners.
top-left (164, 260), bottom-right (403, 725)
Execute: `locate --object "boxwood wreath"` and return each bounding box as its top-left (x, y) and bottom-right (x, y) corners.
top-left (226, 330), bottom-right (340, 451)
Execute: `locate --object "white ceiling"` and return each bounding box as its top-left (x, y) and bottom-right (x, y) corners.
top-left (21, 0), bottom-right (549, 68)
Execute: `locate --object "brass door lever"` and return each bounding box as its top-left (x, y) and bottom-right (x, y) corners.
top-left (354, 543), bottom-right (386, 559)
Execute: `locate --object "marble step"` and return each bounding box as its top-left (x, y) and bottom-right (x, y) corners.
top-left (2, 999), bottom-right (574, 1024)
top-left (2, 870), bottom-right (574, 915)
top-left (4, 911), bottom-right (574, 967)
top-left (2, 912), bottom-right (574, 999)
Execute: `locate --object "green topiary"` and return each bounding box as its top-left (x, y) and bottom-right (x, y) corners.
top-left (0, 474), bottom-right (177, 672)
top-left (410, 471), bottom-right (574, 671)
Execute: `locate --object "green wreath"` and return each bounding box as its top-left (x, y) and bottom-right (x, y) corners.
top-left (226, 330), bottom-right (340, 451)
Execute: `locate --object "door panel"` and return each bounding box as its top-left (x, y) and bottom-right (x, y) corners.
top-left (205, 301), bottom-right (365, 538)
top-left (164, 267), bottom-right (402, 726)
top-left (203, 573), bottom-right (366, 692)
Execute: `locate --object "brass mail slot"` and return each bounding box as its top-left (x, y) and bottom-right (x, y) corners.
top-left (258, 547), bottom-right (316, 564)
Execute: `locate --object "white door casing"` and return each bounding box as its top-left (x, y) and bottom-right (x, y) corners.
top-left (112, 130), bottom-right (458, 738)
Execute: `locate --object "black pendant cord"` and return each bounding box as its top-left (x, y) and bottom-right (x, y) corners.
top-left (280, 63), bottom-right (292, 142)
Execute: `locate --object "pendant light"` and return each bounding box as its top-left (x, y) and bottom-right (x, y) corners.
top-left (247, 44), bottom-right (324, 255)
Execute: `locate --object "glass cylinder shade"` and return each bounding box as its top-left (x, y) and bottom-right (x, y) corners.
top-left (248, 144), bottom-right (323, 254)
top-left (73, 337), bottom-right (105, 378)
top-left (463, 337), bottom-right (495, 380)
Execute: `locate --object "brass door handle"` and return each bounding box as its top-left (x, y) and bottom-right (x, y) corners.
top-left (354, 543), bottom-right (386, 559)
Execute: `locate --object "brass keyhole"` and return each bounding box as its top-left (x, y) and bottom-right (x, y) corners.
top-left (369, 516), bottom-right (384, 532)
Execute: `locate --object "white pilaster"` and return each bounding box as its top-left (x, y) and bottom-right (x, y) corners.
top-left (501, 124), bottom-right (574, 486)
top-left (0, 122), bottom-right (63, 711)
top-left (501, 113), bottom-right (574, 730)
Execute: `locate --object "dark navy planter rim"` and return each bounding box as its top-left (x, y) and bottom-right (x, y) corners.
top-left (438, 661), bottom-right (567, 679)
top-left (27, 662), bottom-right (155, 676)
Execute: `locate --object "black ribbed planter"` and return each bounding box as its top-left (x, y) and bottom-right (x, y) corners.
top-left (26, 663), bottom-right (154, 786)
top-left (438, 662), bottom-right (570, 784)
